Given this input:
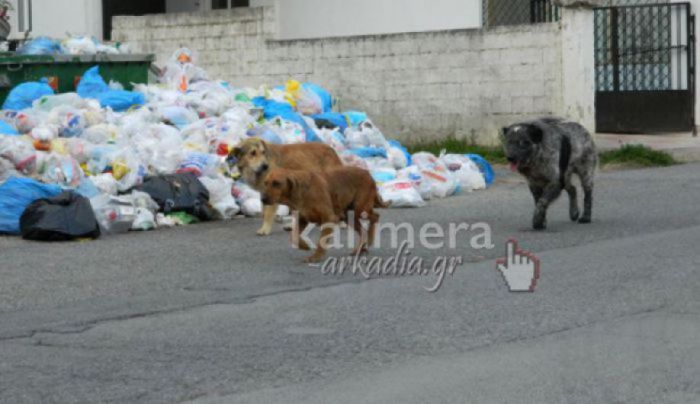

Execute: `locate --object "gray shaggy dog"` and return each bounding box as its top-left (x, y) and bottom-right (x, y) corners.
top-left (502, 117), bottom-right (597, 230)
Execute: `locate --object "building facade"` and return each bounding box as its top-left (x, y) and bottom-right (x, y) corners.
top-left (7, 0), bottom-right (483, 41)
top-left (6, 0), bottom-right (700, 139)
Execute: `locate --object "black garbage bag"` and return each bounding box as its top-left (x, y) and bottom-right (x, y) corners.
top-left (20, 192), bottom-right (101, 241)
top-left (314, 118), bottom-right (338, 130)
top-left (134, 173), bottom-right (214, 221)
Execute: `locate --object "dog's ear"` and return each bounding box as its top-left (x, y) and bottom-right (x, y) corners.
top-left (527, 125), bottom-right (544, 144)
top-left (285, 176), bottom-right (296, 198)
top-left (501, 126), bottom-right (509, 137)
top-left (259, 140), bottom-right (269, 156)
top-left (227, 146), bottom-right (242, 165)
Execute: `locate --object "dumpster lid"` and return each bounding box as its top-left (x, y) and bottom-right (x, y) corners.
top-left (0, 54), bottom-right (155, 64)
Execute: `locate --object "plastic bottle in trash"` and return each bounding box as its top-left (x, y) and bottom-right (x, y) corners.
top-left (90, 194), bottom-right (137, 234)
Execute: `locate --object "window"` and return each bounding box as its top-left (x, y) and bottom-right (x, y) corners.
top-left (212, 0), bottom-right (249, 9)
top-left (102, 0), bottom-right (166, 40)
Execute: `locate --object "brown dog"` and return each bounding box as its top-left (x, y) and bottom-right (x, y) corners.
top-left (262, 166), bottom-right (386, 262)
top-left (322, 167), bottom-right (386, 255)
top-left (262, 168), bottom-right (339, 263)
top-left (229, 138), bottom-right (342, 236)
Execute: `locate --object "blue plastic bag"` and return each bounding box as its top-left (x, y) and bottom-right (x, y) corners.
top-left (344, 111), bottom-right (368, 127)
top-left (97, 90), bottom-right (145, 112)
top-left (77, 66), bottom-right (110, 99)
top-left (73, 178), bottom-right (101, 199)
top-left (0, 121), bottom-right (19, 135)
top-left (253, 97), bottom-right (319, 142)
top-left (17, 37), bottom-right (62, 55)
top-left (371, 170), bottom-right (397, 183)
top-left (0, 177), bottom-right (63, 234)
top-left (303, 83), bottom-right (333, 113)
top-left (77, 66), bottom-right (144, 111)
top-left (2, 79), bottom-right (55, 111)
top-left (347, 147), bottom-right (388, 159)
top-left (388, 140), bottom-right (412, 166)
top-left (466, 154), bottom-right (495, 186)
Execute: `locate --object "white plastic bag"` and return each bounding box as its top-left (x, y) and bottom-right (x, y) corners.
top-left (81, 123), bottom-right (121, 144)
top-left (131, 208), bottom-right (156, 231)
top-left (0, 156), bottom-right (20, 182)
top-left (344, 120), bottom-right (388, 149)
top-left (388, 145), bottom-right (409, 169)
top-left (421, 168), bottom-right (459, 199)
top-left (453, 165), bottom-right (486, 191)
top-left (47, 106), bottom-right (86, 138)
top-left (30, 125), bottom-right (58, 143)
top-left (14, 110), bottom-right (47, 133)
top-left (199, 175), bottom-right (240, 220)
top-left (64, 138), bottom-right (95, 164)
top-left (340, 152), bottom-right (370, 170)
top-left (62, 36), bottom-right (97, 55)
top-left (90, 194), bottom-right (137, 234)
top-left (295, 87), bottom-right (323, 115)
top-left (412, 151), bottom-right (440, 168)
top-left (438, 154), bottom-right (486, 191)
top-left (90, 173), bottom-right (119, 195)
top-left (316, 128), bottom-right (347, 153)
top-left (379, 180), bottom-right (425, 208)
top-left (121, 191), bottom-right (159, 231)
top-left (276, 205), bottom-right (290, 219)
top-left (233, 182), bottom-right (262, 217)
top-left (32, 93), bottom-right (85, 111)
top-left (397, 166), bottom-right (432, 201)
top-left (0, 136), bottom-right (36, 175)
top-left (161, 48), bottom-right (208, 92)
top-left (266, 118), bottom-right (305, 144)
top-left (41, 153), bottom-right (84, 188)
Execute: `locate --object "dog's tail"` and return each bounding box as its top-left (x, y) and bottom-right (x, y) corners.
top-left (375, 193), bottom-right (391, 208)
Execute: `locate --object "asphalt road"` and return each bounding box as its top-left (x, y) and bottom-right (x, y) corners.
top-left (1, 164), bottom-right (699, 403)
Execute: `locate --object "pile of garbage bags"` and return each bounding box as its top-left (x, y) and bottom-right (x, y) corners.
top-left (0, 47), bottom-right (493, 240)
top-left (17, 35), bottom-right (131, 56)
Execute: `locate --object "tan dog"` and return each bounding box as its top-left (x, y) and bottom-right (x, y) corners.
top-left (262, 168), bottom-right (339, 263)
top-left (229, 138), bottom-right (342, 236)
top-left (322, 167), bottom-right (386, 255)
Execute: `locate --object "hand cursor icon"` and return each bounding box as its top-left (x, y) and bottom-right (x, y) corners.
top-left (496, 239), bottom-right (540, 292)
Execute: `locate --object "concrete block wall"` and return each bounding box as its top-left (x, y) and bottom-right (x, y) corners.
top-left (113, 7), bottom-right (564, 145)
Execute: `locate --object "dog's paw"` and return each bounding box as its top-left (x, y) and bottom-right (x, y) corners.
top-left (256, 227), bottom-right (272, 236)
top-left (570, 208), bottom-right (580, 222)
top-left (304, 254), bottom-right (324, 264)
top-left (578, 216), bottom-right (592, 224)
top-left (532, 217), bottom-right (547, 230)
top-left (532, 213), bottom-right (547, 230)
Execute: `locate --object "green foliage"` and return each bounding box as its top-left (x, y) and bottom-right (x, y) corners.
top-left (599, 144), bottom-right (678, 167)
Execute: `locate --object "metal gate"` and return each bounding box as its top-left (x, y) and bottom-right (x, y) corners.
top-left (595, 3), bottom-right (695, 133)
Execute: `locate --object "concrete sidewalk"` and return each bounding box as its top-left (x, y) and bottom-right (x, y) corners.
top-left (595, 132), bottom-right (700, 162)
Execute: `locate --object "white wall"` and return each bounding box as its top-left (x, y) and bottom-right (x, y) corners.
top-left (113, 8), bottom-right (564, 145)
top-left (8, 0), bottom-right (103, 40)
top-left (250, 0), bottom-right (275, 6)
top-left (561, 7), bottom-right (595, 133)
top-left (275, 0), bottom-right (482, 40)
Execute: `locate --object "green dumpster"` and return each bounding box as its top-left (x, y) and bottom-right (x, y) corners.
top-left (0, 53), bottom-right (154, 105)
